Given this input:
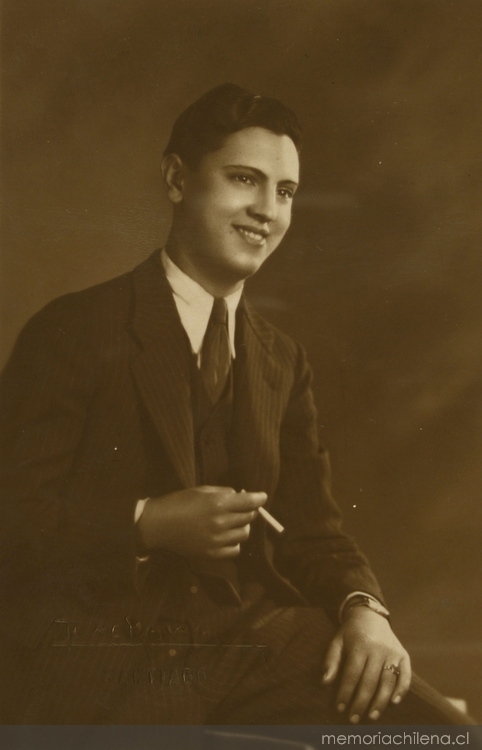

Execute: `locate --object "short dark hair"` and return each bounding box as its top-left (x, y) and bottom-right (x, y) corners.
top-left (163, 83), bottom-right (302, 169)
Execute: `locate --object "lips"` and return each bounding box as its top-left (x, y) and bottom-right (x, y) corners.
top-left (233, 225), bottom-right (269, 245)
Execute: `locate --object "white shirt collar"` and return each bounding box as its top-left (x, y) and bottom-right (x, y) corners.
top-left (161, 248), bottom-right (243, 361)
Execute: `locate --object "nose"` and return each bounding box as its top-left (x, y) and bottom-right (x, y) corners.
top-left (248, 185), bottom-right (277, 223)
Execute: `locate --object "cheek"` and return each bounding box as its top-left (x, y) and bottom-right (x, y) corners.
top-left (196, 186), bottom-right (239, 216)
top-left (206, 180), bottom-right (248, 211)
top-left (184, 178), bottom-right (226, 215)
top-left (275, 208), bottom-right (292, 237)
top-left (201, 201), bottom-right (245, 236)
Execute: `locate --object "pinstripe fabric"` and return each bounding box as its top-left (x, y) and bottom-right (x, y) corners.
top-left (2, 249), bottom-right (463, 725)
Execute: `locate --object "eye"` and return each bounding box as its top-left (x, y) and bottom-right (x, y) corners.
top-left (277, 187), bottom-right (294, 200)
top-left (232, 174), bottom-right (255, 186)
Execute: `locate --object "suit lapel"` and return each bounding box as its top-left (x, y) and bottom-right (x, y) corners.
top-left (129, 252), bottom-right (196, 489)
top-left (231, 300), bottom-right (286, 500)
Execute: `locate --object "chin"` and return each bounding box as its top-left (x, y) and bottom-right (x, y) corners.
top-left (234, 248), bottom-right (272, 274)
top-left (229, 258), bottom-right (264, 281)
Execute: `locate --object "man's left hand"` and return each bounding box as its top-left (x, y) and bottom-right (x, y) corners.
top-left (322, 607), bottom-right (411, 723)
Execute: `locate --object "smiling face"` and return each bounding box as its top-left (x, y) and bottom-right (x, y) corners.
top-left (163, 126), bottom-right (300, 296)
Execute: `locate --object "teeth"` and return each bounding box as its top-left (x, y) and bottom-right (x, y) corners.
top-left (237, 227), bottom-right (265, 241)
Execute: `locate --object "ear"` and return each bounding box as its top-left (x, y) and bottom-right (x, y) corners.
top-left (161, 153), bottom-right (187, 204)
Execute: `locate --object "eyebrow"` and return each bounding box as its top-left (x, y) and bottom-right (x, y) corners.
top-left (223, 163), bottom-right (299, 188)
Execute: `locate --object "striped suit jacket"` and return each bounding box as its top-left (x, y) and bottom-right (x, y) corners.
top-left (0, 250), bottom-right (382, 650)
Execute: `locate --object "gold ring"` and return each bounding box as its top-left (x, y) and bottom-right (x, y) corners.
top-left (384, 664), bottom-right (400, 676)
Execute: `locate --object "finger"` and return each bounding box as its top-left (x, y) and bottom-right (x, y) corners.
top-left (336, 651), bottom-right (368, 716)
top-left (367, 664), bottom-right (401, 721)
top-left (207, 544), bottom-right (241, 559)
top-left (214, 525), bottom-right (251, 546)
top-left (223, 510), bottom-right (258, 529)
top-left (198, 485), bottom-right (236, 494)
top-left (348, 658), bottom-right (385, 723)
top-left (391, 654), bottom-right (412, 705)
top-left (322, 636), bottom-right (343, 684)
top-left (226, 492), bottom-right (268, 512)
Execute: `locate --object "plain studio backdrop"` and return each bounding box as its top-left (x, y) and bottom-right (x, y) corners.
top-left (1, 0), bottom-right (481, 721)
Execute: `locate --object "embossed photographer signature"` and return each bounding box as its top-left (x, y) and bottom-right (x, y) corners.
top-left (103, 665), bottom-right (209, 689)
top-left (50, 617), bottom-right (268, 651)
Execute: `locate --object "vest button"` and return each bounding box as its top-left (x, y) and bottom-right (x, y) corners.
top-left (190, 586), bottom-right (198, 594)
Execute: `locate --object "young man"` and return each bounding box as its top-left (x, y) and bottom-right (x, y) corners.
top-left (0, 84), bottom-right (468, 725)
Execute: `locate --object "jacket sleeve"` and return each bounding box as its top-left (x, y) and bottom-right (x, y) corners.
top-left (271, 341), bottom-right (385, 623)
top-left (0, 298), bottom-right (99, 576)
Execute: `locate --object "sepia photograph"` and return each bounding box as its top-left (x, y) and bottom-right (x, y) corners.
top-left (1, 1), bottom-right (481, 746)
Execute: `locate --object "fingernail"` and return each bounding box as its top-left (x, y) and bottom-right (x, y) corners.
top-left (350, 714), bottom-right (360, 724)
top-left (392, 695), bottom-right (402, 704)
top-left (322, 671), bottom-right (330, 682)
top-left (370, 710), bottom-right (380, 721)
top-left (337, 703), bottom-right (346, 713)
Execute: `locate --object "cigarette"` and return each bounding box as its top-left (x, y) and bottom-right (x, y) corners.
top-left (258, 506), bottom-right (285, 534)
top-left (241, 490), bottom-right (284, 534)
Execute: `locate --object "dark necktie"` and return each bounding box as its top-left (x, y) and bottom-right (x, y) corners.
top-left (201, 297), bottom-right (231, 403)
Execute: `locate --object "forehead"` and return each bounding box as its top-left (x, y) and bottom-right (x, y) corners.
top-left (201, 127), bottom-right (300, 182)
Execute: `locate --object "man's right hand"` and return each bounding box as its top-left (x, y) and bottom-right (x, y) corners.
top-left (137, 486), bottom-right (267, 559)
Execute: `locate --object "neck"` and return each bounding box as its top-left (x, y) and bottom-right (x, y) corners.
top-left (165, 230), bottom-right (244, 299)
